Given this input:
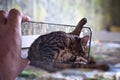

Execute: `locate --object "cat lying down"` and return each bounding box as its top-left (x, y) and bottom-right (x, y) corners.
top-left (27, 18), bottom-right (109, 72)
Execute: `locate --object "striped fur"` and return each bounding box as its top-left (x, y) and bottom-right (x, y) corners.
top-left (27, 18), bottom-right (89, 72)
top-left (27, 31), bottom-right (89, 72)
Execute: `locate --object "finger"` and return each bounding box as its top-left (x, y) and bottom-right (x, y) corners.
top-left (7, 9), bottom-right (22, 27)
top-left (0, 10), bottom-right (7, 25)
top-left (22, 15), bottom-right (30, 22)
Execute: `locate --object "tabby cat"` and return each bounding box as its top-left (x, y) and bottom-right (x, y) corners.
top-left (27, 18), bottom-right (89, 72)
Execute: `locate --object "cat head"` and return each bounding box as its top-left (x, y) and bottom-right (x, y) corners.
top-left (68, 35), bottom-right (89, 56)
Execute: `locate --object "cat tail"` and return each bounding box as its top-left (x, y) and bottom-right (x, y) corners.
top-left (69, 18), bottom-right (87, 36)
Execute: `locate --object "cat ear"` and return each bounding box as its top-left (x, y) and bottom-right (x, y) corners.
top-left (69, 18), bottom-right (87, 36)
top-left (81, 35), bottom-right (89, 45)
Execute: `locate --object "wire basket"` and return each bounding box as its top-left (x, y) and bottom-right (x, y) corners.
top-left (21, 21), bottom-right (92, 64)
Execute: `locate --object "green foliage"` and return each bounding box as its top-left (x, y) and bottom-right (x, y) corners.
top-left (0, 0), bottom-right (119, 30)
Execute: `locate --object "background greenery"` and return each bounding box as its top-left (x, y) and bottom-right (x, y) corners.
top-left (0, 0), bottom-right (120, 31)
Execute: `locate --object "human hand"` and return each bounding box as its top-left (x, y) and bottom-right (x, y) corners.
top-left (0, 9), bottom-right (30, 80)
